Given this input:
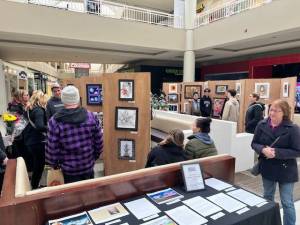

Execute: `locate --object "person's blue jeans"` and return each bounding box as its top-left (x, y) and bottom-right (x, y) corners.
top-left (262, 177), bottom-right (295, 225)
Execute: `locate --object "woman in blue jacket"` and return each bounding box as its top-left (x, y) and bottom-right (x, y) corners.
top-left (251, 99), bottom-right (300, 225)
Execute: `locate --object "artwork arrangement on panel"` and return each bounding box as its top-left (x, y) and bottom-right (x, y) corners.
top-left (184, 85), bottom-right (202, 99)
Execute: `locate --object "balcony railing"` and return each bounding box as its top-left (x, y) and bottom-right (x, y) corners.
top-left (195, 0), bottom-right (273, 27)
top-left (11, 0), bottom-right (184, 28)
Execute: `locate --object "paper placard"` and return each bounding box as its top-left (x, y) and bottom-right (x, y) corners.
top-left (181, 163), bottom-right (205, 192)
top-left (130, 131), bottom-right (138, 134)
top-left (143, 214), bottom-right (159, 221)
top-left (225, 187), bottom-right (236, 192)
top-left (166, 199), bottom-right (181, 205)
top-left (236, 207), bottom-right (250, 215)
top-left (128, 101), bottom-right (135, 104)
top-left (105, 219), bottom-right (121, 225)
top-left (256, 201), bottom-right (268, 208)
top-left (210, 212), bottom-right (225, 220)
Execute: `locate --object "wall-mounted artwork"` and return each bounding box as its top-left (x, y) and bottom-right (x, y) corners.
top-left (235, 83), bottom-right (241, 96)
top-left (119, 80), bottom-right (134, 101)
top-left (168, 104), bottom-right (178, 112)
top-left (86, 84), bottom-right (102, 105)
top-left (184, 85), bottom-right (202, 99)
top-left (282, 82), bottom-right (289, 98)
top-left (118, 139), bottom-right (135, 160)
top-left (169, 83), bottom-right (178, 93)
top-left (115, 107), bottom-right (138, 131)
top-left (168, 94), bottom-right (178, 103)
top-left (183, 102), bottom-right (190, 114)
top-left (215, 85), bottom-right (228, 95)
top-left (213, 98), bottom-right (226, 118)
top-left (255, 83), bottom-right (270, 99)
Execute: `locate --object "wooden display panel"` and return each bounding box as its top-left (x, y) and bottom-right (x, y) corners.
top-left (103, 73), bottom-right (151, 175)
top-left (162, 82), bottom-right (182, 112)
top-left (181, 82), bottom-right (204, 114)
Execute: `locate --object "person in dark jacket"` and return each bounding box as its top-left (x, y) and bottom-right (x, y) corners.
top-left (185, 117), bottom-right (217, 159)
top-left (251, 99), bottom-right (300, 225)
top-left (0, 131), bottom-right (8, 192)
top-left (190, 92), bottom-right (201, 116)
top-left (200, 88), bottom-right (212, 117)
top-left (46, 83), bottom-right (64, 120)
top-left (145, 129), bottom-right (188, 167)
top-left (24, 90), bottom-right (48, 189)
top-left (7, 90), bottom-right (24, 116)
top-left (46, 85), bottom-right (103, 184)
top-left (245, 93), bottom-right (265, 133)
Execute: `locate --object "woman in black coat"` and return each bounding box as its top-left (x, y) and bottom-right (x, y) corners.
top-left (251, 99), bottom-right (300, 225)
top-left (145, 129), bottom-right (188, 167)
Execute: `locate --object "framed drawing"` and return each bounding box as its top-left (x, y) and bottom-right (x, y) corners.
top-left (213, 98), bottom-right (226, 118)
top-left (255, 83), bottom-right (270, 99)
top-left (119, 79), bottom-right (134, 101)
top-left (169, 83), bottom-right (178, 93)
top-left (282, 82), bottom-right (289, 98)
top-left (115, 107), bottom-right (138, 131)
top-left (215, 85), bottom-right (228, 95)
top-left (168, 104), bottom-right (178, 112)
top-left (184, 85), bottom-right (202, 99)
top-left (118, 139), bottom-right (135, 160)
top-left (168, 94), bottom-right (178, 103)
top-left (86, 84), bottom-right (103, 105)
top-left (235, 83), bottom-right (241, 96)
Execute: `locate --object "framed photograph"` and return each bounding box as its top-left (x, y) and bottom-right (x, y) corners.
top-left (119, 79), bottom-right (134, 101)
top-left (283, 82), bottom-right (289, 98)
top-left (184, 85), bottom-right (202, 99)
top-left (168, 83), bottom-right (178, 93)
top-left (118, 139), bottom-right (135, 160)
top-left (235, 83), bottom-right (241, 96)
top-left (213, 98), bottom-right (226, 118)
top-left (86, 84), bottom-right (102, 105)
top-left (48, 212), bottom-right (92, 225)
top-left (183, 102), bottom-right (190, 114)
top-left (181, 163), bottom-right (205, 192)
top-left (168, 104), bottom-right (178, 112)
top-left (115, 107), bottom-right (138, 131)
top-left (168, 94), bottom-right (178, 103)
top-left (215, 85), bottom-right (228, 95)
top-left (255, 83), bottom-right (270, 99)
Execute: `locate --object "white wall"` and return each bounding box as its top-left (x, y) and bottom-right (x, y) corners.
top-left (0, 60), bottom-right (7, 114)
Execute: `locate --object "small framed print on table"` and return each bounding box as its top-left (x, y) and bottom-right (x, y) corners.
top-left (119, 79), bottom-right (134, 101)
top-left (181, 163), bottom-right (205, 192)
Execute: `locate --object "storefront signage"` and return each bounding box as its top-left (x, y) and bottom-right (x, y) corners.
top-left (18, 71), bottom-right (27, 80)
top-left (70, 63), bottom-right (91, 69)
top-left (165, 68), bottom-right (183, 76)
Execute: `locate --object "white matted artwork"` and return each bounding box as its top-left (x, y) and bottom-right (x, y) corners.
top-left (255, 83), bottom-right (270, 99)
top-left (115, 107), bottom-right (138, 131)
top-left (183, 102), bottom-right (190, 114)
top-left (235, 83), bottom-right (241, 96)
top-left (168, 104), bottom-right (178, 112)
top-left (119, 79), bottom-right (134, 101)
top-left (282, 82), bottom-right (289, 98)
top-left (118, 139), bottom-right (135, 160)
top-left (169, 83), bottom-right (178, 93)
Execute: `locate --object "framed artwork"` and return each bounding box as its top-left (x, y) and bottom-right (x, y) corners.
top-left (118, 139), bottom-right (135, 160)
top-left (255, 83), bottom-right (270, 99)
top-left (119, 79), bottom-right (134, 101)
top-left (213, 98), bottom-right (226, 118)
top-left (235, 83), bottom-right (241, 96)
top-left (168, 94), bottom-right (178, 103)
top-left (168, 104), bottom-right (178, 112)
top-left (184, 85), bottom-right (202, 99)
top-left (169, 83), bottom-right (178, 93)
top-left (181, 163), bottom-right (205, 192)
top-left (115, 107), bottom-right (138, 131)
top-left (215, 85), bottom-right (228, 95)
top-left (86, 84), bottom-right (102, 105)
top-left (283, 82), bottom-right (289, 98)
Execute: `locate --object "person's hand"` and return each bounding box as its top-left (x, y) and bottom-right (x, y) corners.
top-left (2, 157), bottom-right (8, 166)
top-left (262, 147), bottom-right (275, 159)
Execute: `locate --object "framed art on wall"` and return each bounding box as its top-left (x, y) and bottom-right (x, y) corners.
top-left (235, 83), bottom-right (241, 96)
top-left (115, 107), bottom-right (138, 131)
top-left (184, 85), bottom-right (202, 99)
top-left (168, 104), bottom-right (178, 112)
top-left (255, 83), bottom-right (270, 99)
top-left (86, 84), bottom-right (103, 105)
top-left (282, 82), bottom-right (289, 98)
top-left (169, 83), bottom-right (178, 93)
top-left (118, 139), bottom-right (135, 160)
top-left (168, 94), bottom-right (178, 103)
top-left (215, 85), bottom-right (228, 95)
top-left (119, 79), bottom-right (134, 101)
top-left (212, 98), bottom-right (226, 118)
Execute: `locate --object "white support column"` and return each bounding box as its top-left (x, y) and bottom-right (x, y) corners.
top-left (0, 60), bottom-right (7, 114)
top-left (183, 0), bottom-right (196, 82)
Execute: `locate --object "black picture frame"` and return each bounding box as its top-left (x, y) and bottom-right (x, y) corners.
top-left (184, 85), bottom-right (202, 99)
top-left (168, 93), bottom-right (178, 103)
top-left (119, 79), bottom-right (134, 101)
top-left (168, 104), bottom-right (178, 112)
top-left (115, 107), bottom-right (138, 131)
top-left (181, 163), bottom-right (205, 192)
top-left (118, 139), bottom-right (135, 160)
top-left (86, 84), bottom-right (102, 105)
top-left (215, 85), bottom-right (228, 95)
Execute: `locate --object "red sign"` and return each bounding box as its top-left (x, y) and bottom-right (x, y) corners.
top-left (70, 63), bottom-right (90, 69)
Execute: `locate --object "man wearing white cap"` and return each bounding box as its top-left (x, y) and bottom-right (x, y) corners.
top-left (46, 85), bottom-right (103, 183)
top-left (46, 83), bottom-right (64, 120)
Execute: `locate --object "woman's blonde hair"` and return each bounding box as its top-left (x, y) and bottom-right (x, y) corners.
top-left (27, 90), bottom-right (48, 110)
top-left (271, 99), bottom-right (291, 121)
top-left (159, 129), bottom-right (184, 148)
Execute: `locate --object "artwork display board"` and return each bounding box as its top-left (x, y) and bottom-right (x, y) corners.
top-left (163, 82), bottom-right (182, 113)
top-left (86, 84), bottom-right (102, 105)
top-left (180, 82), bottom-right (204, 114)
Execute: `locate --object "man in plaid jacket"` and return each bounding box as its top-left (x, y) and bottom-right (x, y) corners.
top-left (46, 85), bottom-right (103, 183)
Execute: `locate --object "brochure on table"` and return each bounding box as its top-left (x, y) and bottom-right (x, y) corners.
top-left (147, 188), bottom-right (183, 204)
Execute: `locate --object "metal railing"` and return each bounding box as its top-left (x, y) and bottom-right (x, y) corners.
top-left (13, 0), bottom-right (184, 28)
top-left (195, 0), bottom-right (273, 27)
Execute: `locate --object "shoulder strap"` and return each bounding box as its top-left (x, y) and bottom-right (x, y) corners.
top-left (27, 110), bottom-right (37, 129)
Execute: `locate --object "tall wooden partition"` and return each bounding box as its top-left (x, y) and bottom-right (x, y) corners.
top-left (162, 82), bottom-right (182, 112)
top-left (0, 155), bottom-right (235, 225)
